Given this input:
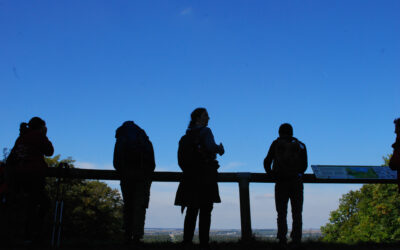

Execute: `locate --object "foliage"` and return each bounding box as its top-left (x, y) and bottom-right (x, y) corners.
top-left (321, 155), bottom-right (400, 243)
top-left (44, 156), bottom-right (123, 241)
top-left (2, 148), bottom-right (10, 162)
top-left (1, 148), bottom-right (124, 241)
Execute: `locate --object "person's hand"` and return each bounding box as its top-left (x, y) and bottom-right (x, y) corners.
top-left (264, 168), bottom-right (272, 176)
top-left (218, 143), bottom-right (225, 156)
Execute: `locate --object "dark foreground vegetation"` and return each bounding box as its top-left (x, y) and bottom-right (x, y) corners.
top-left (4, 240), bottom-right (400, 250)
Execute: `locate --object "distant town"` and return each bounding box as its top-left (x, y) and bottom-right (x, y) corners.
top-left (143, 228), bottom-right (322, 242)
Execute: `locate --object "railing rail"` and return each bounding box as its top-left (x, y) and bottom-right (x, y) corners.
top-left (46, 168), bottom-right (397, 183)
top-left (45, 168), bottom-right (398, 241)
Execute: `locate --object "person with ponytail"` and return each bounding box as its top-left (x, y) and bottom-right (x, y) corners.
top-left (6, 117), bottom-right (54, 245)
top-left (175, 108), bottom-right (224, 250)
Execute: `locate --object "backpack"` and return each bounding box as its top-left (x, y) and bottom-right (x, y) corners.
top-left (178, 129), bottom-right (203, 172)
top-left (273, 137), bottom-right (305, 178)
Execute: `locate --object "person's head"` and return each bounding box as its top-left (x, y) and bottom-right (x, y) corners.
top-left (394, 118), bottom-right (400, 135)
top-left (278, 123), bottom-right (293, 137)
top-left (188, 108), bottom-right (209, 128)
top-left (28, 117), bottom-right (46, 130)
top-left (20, 117), bottom-right (47, 135)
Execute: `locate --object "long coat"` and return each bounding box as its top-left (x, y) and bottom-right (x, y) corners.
top-left (174, 127), bottom-right (221, 207)
top-left (174, 163), bottom-right (220, 207)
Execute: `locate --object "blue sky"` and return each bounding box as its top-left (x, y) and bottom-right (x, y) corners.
top-left (1, 0), bottom-right (399, 229)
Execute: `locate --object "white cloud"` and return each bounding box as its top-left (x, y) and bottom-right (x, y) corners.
top-left (155, 164), bottom-right (180, 172)
top-left (223, 161), bottom-right (246, 170)
top-left (254, 193), bottom-right (274, 200)
top-left (75, 161), bottom-right (113, 170)
top-left (75, 162), bottom-right (97, 169)
top-left (180, 7), bottom-right (192, 16)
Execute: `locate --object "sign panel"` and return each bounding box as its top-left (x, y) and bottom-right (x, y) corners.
top-left (311, 165), bottom-right (397, 180)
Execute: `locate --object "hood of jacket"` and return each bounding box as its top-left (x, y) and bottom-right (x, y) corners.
top-left (115, 121), bottom-right (142, 139)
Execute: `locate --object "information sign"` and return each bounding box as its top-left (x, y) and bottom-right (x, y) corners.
top-left (311, 165), bottom-right (397, 180)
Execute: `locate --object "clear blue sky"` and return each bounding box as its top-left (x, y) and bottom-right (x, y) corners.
top-left (1, 0), bottom-right (399, 229)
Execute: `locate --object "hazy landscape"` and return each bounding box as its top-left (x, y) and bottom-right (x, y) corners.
top-left (143, 228), bottom-right (322, 242)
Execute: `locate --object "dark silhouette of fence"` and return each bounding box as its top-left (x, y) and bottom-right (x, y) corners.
top-left (46, 167), bottom-right (397, 241)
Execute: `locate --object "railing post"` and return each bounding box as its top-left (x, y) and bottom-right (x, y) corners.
top-left (237, 172), bottom-right (252, 241)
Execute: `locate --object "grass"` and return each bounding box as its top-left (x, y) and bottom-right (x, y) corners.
top-left (4, 240), bottom-right (400, 250)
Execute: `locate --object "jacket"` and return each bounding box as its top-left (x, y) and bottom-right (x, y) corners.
top-left (113, 121), bottom-right (155, 180)
top-left (7, 129), bottom-right (54, 177)
top-left (175, 126), bottom-right (221, 208)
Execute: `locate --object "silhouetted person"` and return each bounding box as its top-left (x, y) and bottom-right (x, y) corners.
top-left (113, 121), bottom-right (155, 245)
top-left (0, 160), bottom-right (9, 245)
top-left (389, 118), bottom-right (400, 192)
top-left (264, 123), bottom-right (307, 248)
top-left (175, 108), bottom-right (224, 250)
top-left (0, 160), bottom-right (7, 203)
top-left (6, 117), bottom-right (54, 246)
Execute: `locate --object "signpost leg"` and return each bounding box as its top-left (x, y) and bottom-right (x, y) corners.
top-left (237, 173), bottom-right (252, 241)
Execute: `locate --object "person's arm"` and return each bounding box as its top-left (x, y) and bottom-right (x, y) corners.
top-left (42, 136), bottom-right (54, 157)
top-left (138, 129), bottom-right (156, 173)
top-left (146, 140), bottom-right (156, 173)
top-left (299, 142), bottom-right (308, 174)
top-left (113, 138), bottom-right (125, 171)
top-left (200, 127), bottom-right (223, 155)
top-left (263, 141), bottom-right (275, 174)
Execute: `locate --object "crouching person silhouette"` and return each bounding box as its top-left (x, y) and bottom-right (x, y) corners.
top-left (175, 108), bottom-right (224, 250)
top-left (263, 123), bottom-right (307, 248)
top-left (113, 121), bottom-right (155, 246)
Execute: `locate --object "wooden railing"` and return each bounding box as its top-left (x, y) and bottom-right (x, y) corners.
top-left (46, 167), bottom-right (397, 241)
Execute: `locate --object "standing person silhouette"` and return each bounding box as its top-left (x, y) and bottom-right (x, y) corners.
top-left (263, 123), bottom-right (307, 249)
top-left (175, 108), bottom-right (224, 250)
top-left (6, 117), bottom-right (54, 246)
top-left (113, 121), bottom-right (155, 246)
top-left (389, 118), bottom-right (400, 191)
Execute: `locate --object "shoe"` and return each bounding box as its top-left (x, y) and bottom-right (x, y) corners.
top-left (289, 240), bottom-right (303, 250)
top-left (131, 237), bottom-right (144, 249)
top-left (182, 241), bottom-right (194, 250)
top-left (278, 239), bottom-right (287, 249)
top-left (124, 232), bottom-right (133, 245)
top-left (200, 244), bottom-right (211, 250)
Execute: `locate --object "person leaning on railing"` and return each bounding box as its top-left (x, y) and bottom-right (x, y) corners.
top-left (113, 121), bottom-right (156, 246)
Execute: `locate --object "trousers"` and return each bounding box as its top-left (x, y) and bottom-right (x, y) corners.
top-left (120, 179), bottom-right (151, 240)
top-left (275, 179), bottom-right (303, 242)
top-left (183, 204), bottom-right (213, 246)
